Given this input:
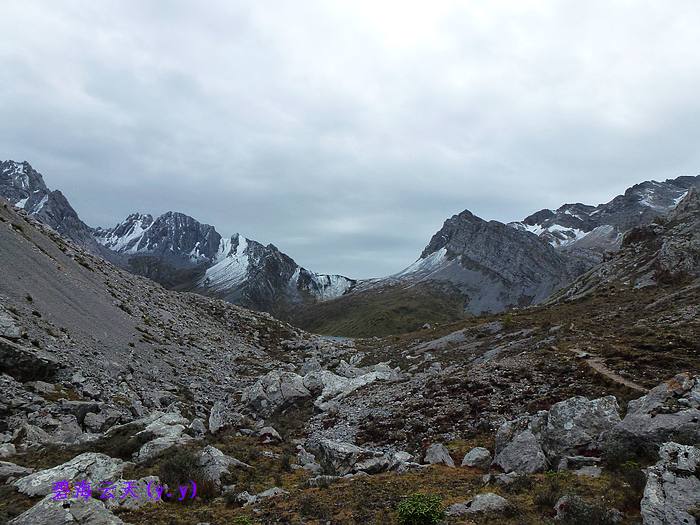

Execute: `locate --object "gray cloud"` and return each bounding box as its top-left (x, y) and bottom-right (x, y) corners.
top-left (2, 0), bottom-right (700, 278)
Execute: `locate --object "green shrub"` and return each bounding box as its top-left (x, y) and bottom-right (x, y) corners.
top-left (557, 495), bottom-right (619, 525)
top-left (159, 449), bottom-right (218, 501)
top-left (396, 493), bottom-right (445, 525)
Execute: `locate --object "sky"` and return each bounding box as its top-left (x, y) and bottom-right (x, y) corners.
top-left (2, 1), bottom-right (700, 278)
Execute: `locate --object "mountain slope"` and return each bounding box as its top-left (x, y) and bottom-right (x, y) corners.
top-left (510, 174), bottom-right (700, 258)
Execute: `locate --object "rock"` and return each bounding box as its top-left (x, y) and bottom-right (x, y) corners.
top-left (447, 493), bottom-right (510, 516)
top-left (641, 442), bottom-right (700, 525)
top-left (309, 439), bottom-right (375, 476)
top-left (554, 495), bottom-right (623, 523)
top-left (461, 447), bottom-right (492, 469)
top-left (0, 443), bottom-right (17, 458)
top-left (389, 451), bottom-right (414, 470)
top-left (0, 461), bottom-right (33, 482)
top-left (208, 401), bottom-right (243, 434)
top-left (259, 426), bottom-right (282, 444)
top-left (424, 443), bottom-right (455, 467)
top-left (306, 475), bottom-right (340, 488)
top-left (557, 455), bottom-right (602, 471)
top-left (0, 308), bottom-right (21, 339)
top-left (27, 381), bottom-right (56, 395)
top-left (492, 430), bottom-right (548, 474)
top-left (573, 466), bottom-right (602, 478)
top-left (0, 338), bottom-right (62, 382)
top-left (614, 374), bottom-right (700, 446)
top-left (134, 411), bottom-right (193, 462)
top-left (353, 456), bottom-right (390, 475)
top-left (543, 395), bottom-right (621, 460)
top-left (13, 452), bottom-right (130, 497)
top-left (104, 476), bottom-right (161, 512)
top-left (197, 445), bottom-right (251, 488)
top-left (242, 371), bottom-right (311, 416)
top-left (236, 487), bottom-right (288, 506)
top-left (135, 434), bottom-right (192, 463)
top-left (188, 418), bottom-right (206, 437)
top-left (8, 493), bottom-right (126, 525)
top-left (84, 408), bottom-right (122, 433)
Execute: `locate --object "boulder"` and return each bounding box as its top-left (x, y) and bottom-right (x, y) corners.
top-left (614, 374), bottom-right (700, 446)
top-left (197, 445), bottom-right (251, 488)
top-left (242, 371), bottom-right (311, 416)
top-left (188, 418), bottom-right (206, 437)
top-left (492, 430), bottom-right (548, 474)
top-left (0, 338), bottom-right (62, 382)
top-left (104, 476), bottom-right (161, 512)
top-left (13, 452), bottom-right (130, 497)
top-left (208, 401), bottom-right (244, 434)
top-left (309, 439), bottom-right (375, 476)
top-left (134, 411), bottom-right (193, 462)
top-left (259, 426), bottom-right (282, 444)
top-left (0, 461), bottom-right (33, 482)
top-left (8, 494), bottom-right (125, 525)
top-left (424, 443), bottom-right (455, 467)
top-left (446, 493), bottom-right (510, 516)
top-left (0, 308), bottom-right (21, 339)
top-left (641, 442), bottom-right (700, 525)
top-left (84, 408), bottom-right (123, 433)
top-left (0, 443), bottom-right (17, 458)
top-left (461, 447), bottom-right (492, 469)
top-left (543, 395), bottom-right (621, 459)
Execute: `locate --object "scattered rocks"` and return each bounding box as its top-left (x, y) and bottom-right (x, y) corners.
top-left (424, 443), bottom-right (455, 467)
top-left (13, 452), bottom-right (130, 497)
top-left (641, 442), bottom-right (700, 525)
top-left (461, 447), bottom-right (492, 469)
top-left (242, 371), bottom-right (311, 416)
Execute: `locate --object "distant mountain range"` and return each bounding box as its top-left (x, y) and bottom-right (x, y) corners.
top-left (1, 159), bottom-right (698, 325)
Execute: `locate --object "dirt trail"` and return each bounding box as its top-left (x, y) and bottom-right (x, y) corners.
top-left (569, 348), bottom-right (649, 393)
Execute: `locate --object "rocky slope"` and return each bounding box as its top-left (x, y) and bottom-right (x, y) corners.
top-left (1, 190), bottom-right (699, 523)
top-left (510, 174), bottom-right (700, 260)
top-left (1, 160), bottom-right (355, 314)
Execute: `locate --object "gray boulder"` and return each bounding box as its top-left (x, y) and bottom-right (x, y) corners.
top-left (197, 445), bottom-right (251, 488)
top-left (242, 371), bottom-right (311, 416)
top-left (309, 439), bottom-right (375, 476)
top-left (614, 374), bottom-right (700, 445)
top-left (446, 493), bottom-right (510, 516)
top-left (133, 411), bottom-right (192, 462)
top-left (9, 494), bottom-right (125, 525)
top-left (259, 426), bottom-right (282, 443)
top-left (0, 443), bottom-right (17, 458)
top-left (424, 443), bottom-right (455, 467)
top-left (461, 447), bottom-right (492, 469)
top-left (641, 442), bottom-right (700, 525)
top-left (0, 461), bottom-right (33, 482)
top-left (0, 308), bottom-right (21, 339)
top-left (13, 452), bottom-right (130, 497)
top-left (104, 476), bottom-right (161, 512)
top-left (493, 429), bottom-right (548, 474)
top-left (208, 401), bottom-right (244, 434)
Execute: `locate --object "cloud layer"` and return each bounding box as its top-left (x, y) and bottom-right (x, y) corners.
top-left (2, 0), bottom-right (700, 277)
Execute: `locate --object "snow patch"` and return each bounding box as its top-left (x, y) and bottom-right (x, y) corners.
top-left (199, 235), bottom-right (250, 291)
top-left (14, 197), bottom-right (28, 209)
top-left (394, 247), bottom-right (448, 277)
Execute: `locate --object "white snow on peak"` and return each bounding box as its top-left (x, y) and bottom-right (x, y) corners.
top-left (308, 273), bottom-right (354, 300)
top-left (14, 197), bottom-right (28, 209)
top-left (394, 247), bottom-right (448, 278)
top-left (96, 215), bottom-right (153, 252)
top-left (673, 190), bottom-right (689, 207)
top-left (31, 194), bottom-right (48, 213)
top-left (199, 235), bottom-right (250, 291)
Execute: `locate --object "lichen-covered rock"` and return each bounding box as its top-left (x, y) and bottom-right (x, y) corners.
top-left (242, 371), bottom-right (311, 416)
top-left (641, 442), bottom-right (700, 525)
top-left (13, 452), bottom-right (130, 497)
top-left (104, 476), bottom-right (161, 512)
top-left (309, 439), bottom-right (376, 476)
top-left (0, 461), bottom-right (32, 482)
top-left (424, 443), bottom-right (455, 467)
top-left (208, 401), bottom-right (244, 434)
top-left (461, 447), bottom-right (492, 469)
top-left (9, 494), bottom-right (126, 525)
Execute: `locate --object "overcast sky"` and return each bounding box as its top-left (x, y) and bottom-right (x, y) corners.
top-left (2, 1), bottom-right (700, 278)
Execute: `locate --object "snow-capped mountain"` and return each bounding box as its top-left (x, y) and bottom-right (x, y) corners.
top-left (0, 160), bottom-right (104, 253)
top-left (95, 211), bottom-right (356, 312)
top-left (510, 175), bottom-right (700, 259)
top-left (386, 209), bottom-right (588, 314)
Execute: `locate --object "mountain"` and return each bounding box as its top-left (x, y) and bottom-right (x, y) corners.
top-left (0, 161), bottom-right (355, 315)
top-left (3, 190), bottom-right (699, 525)
top-left (94, 211), bottom-right (356, 313)
top-left (510, 174), bottom-right (700, 259)
top-left (0, 160), bottom-right (104, 254)
top-left (549, 187), bottom-right (700, 302)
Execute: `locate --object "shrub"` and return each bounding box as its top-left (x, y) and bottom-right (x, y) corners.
top-left (533, 473), bottom-right (563, 510)
top-left (299, 494), bottom-right (332, 519)
top-left (557, 495), bottom-right (619, 525)
top-left (159, 449), bottom-right (218, 501)
top-left (396, 493), bottom-right (445, 525)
